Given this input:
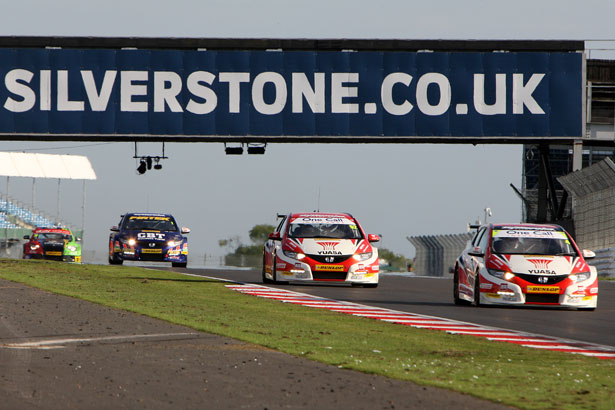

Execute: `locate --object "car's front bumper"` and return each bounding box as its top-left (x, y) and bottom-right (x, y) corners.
top-left (479, 273), bottom-right (598, 309)
top-left (274, 253), bottom-right (379, 284)
top-left (120, 244), bottom-right (188, 263)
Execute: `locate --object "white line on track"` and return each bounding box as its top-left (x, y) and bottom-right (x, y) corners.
top-left (0, 332), bottom-right (200, 350)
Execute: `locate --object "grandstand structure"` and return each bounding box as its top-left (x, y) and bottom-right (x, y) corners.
top-left (1, 153), bottom-right (95, 258)
top-left (1, 194), bottom-right (57, 229)
top-left (1, 193), bottom-right (80, 257)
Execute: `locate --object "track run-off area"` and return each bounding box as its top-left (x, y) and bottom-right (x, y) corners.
top-left (227, 284), bottom-right (615, 360)
top-left (180, 268), bottom-right (615, 359)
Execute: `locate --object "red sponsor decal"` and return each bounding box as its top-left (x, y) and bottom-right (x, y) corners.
top-left (317, 241), bottom-right (339, 251)
top-left (526, 259), bottom-right (553, 270)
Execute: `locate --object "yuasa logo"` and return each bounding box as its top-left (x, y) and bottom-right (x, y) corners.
top-left (527, 258), bottom-right (556, 274)
top-left (317, 241), bottom-right (342, 255)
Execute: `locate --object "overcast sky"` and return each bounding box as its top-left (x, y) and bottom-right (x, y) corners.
top-left (1, 1), bottom-right (614, 263)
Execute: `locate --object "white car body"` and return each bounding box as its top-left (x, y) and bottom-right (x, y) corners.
top-left (263, 212), bottom-right (380, 287)
top-left (454, 223), bottom-right (598, 310)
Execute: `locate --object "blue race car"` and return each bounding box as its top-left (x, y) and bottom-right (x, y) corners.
top-left (108, 213), bottom-right (190, 267)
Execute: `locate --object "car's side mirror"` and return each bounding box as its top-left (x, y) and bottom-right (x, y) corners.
top-left (181, 227), bottom-right (191, 234)
top-left (468, 247), bottom-right (484, 257)
top-left (268, 232), bottom-right (281, 240)
top-left (582, 249), bottom-right (596, 259)
top-left (110, 226), bottom-right (119, 232)
top-left (23, 235), bottom-right (30, 240)
top-left (368, 234), bottom-right (380, 243)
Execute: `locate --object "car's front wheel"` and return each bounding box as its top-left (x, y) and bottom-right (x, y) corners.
top-left (262, 256), bottom-right (272, 284)
top-left (472, 272), bottom-right (481, 307)
top-left (270, 259), bottom-right (288, 285)
top-left (172, 261), bottom-right (187, 268)
top-left (108, 241), bottom-right (123, 265)
top-left (453, 265), bottom-right (464, 305)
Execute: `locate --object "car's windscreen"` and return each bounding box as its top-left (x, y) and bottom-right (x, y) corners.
top-left (288, 223), bottom-right (362, 239)
top-left (124, 217), bottom-right (178, 231)
top-left (37, 233), bottom-right (71, 241)
top-left (491, 230), bottom-right (577, 256)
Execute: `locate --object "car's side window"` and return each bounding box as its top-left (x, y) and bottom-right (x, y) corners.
top-left (471, 228), bottom-right (484, 246)
top-left (477, 228), bottom-right (490, 252)
top-left (275, 216), bottom-right (286, 233)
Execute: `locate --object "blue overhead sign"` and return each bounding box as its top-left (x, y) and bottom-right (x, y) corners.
top-left (0, 48), bottom-right (583, 139)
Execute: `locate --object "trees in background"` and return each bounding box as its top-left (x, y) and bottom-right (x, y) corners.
top-left (219, 224), bottom-right (275, 268)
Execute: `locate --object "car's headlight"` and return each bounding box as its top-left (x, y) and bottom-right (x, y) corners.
top-left (282, 249), bottom-right (306, 260)
top-left (487, 268), bottom-right (515, 281)
top-left (127, 238), bottom-right (136, 246)
top-left (569, 271), bottom-right (591, 282)
top-left (353, 252), bottom-right (372, 261)
top-left (67, 245), bottom-right (77, 251)
top-left (29, 244), bottom-right (40, 250)
top-left (167, 240), bottom-right (180, 247)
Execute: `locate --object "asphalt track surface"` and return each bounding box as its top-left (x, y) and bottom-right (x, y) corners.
top-left (182, 268), bottom-right (615, 348)
top-left (0, 276), bottom-right (514, 410)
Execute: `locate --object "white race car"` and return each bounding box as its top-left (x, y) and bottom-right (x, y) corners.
top-left (453, 223), bottom-right (598, 310)
top-left (263, 212), bottom-right (380, 287)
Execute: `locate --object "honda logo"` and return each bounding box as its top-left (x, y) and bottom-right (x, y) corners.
top-left (537, 276), bottom-right (549, 284)
top-left (325, 256), bottom-right (335, 263)
top-left (149, 242), bottom-right (156, 248)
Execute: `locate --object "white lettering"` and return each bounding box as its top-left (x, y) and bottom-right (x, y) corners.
top-left (513, 73), bottom-right (545, 114)
top-left (416, 73), bottom-right (450, 116)
top-left (81, 70), bottom-right (116, 111)
top-left (121, 71), bottom-right (148, 112)
top-left (292, 72), bottom-right (325, 113)
top-left (154, 71), bottom-right (183, 112)
top-left (331, 73), bottom-right (359, 113)
top-left (186, 71), bottom-right (217, 115)
top-left (473, 73), bottom-right (506, 115)
top-left (40, 70), bottom-right (51, 111)
top-left (381, 72), bottom-right (413, 115)
top-left (252, 72), bottom-right (287, 115)
top-left (57, 70), bottom-right (84, 111)
top-left (4, 69), bottom-right (35, 113)
top-left (219, 72), bottom-right (250, 113)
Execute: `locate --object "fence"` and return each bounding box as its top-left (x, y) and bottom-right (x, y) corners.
top-left (558, 157), bottom-right (615, 251)
top-left (588, 248), bottom-right (615, 278)
top-left (407, 233), bottom-right (473, 277)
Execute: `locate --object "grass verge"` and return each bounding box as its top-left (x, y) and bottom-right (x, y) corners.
top-left (1, 258), bottom-right (613, 410)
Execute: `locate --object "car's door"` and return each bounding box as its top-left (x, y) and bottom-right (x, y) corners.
top-left (264, 215), bottom-right (286, 271)
top-left (460, 227), bottom-right (487, 292)
top-left (469, 226), bottom-right (490, 297)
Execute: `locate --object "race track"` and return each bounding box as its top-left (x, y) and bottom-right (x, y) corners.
top-left (179, 267), bottom-right (615, 347)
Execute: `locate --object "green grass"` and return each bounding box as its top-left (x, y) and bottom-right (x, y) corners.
top-left (1, 258), bottom-right (614, 410)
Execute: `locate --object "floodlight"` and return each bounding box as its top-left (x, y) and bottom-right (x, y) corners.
top-left (247, 143), bottom-right (266, 155)
top-left (137, 159), bottom-right (147, 174)
top-left (224, 143), bottom-right (244, 155)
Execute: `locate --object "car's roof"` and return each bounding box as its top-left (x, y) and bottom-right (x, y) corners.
top-left (125, 212), bottom-right (173, 217)
top-left (491, 223), bottom-right (564, 231)
top-left (33, 227), bottom-right (71, 234)
top-left (289, 212), bottom-right (353, 219)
